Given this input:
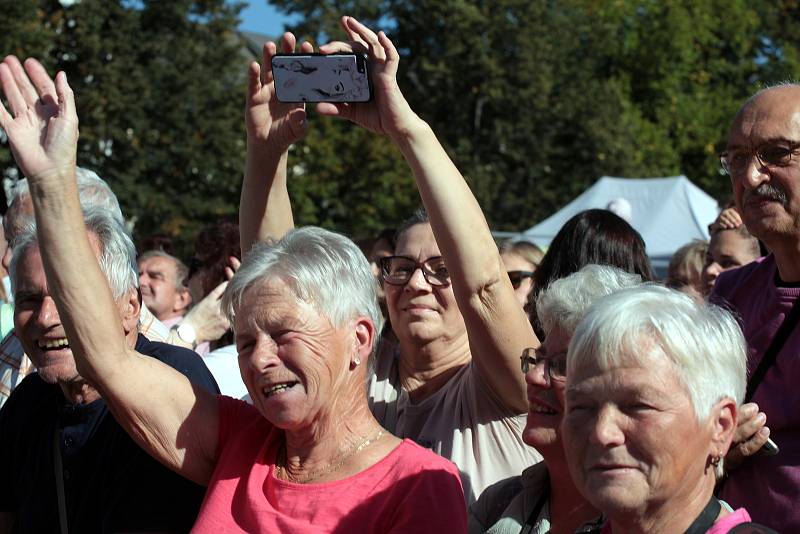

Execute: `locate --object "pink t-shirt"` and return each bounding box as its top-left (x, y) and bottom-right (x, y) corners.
top-left (191, 396), bottom-right (467, 533)
top-left (600, 508), bottom-right (752, 533)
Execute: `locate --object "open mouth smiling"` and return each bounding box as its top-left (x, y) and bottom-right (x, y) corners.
top-left (262, 381), bottom-right (300, 398)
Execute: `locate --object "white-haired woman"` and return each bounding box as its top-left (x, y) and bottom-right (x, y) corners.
top-left (240, 16), bottom-right (541, 503)
top-left (469, 265), bottom-right (641, 534)
top-left (0, 58), bottom-right (466, 532)
top-left (561, 286), bottom-right (776, 533)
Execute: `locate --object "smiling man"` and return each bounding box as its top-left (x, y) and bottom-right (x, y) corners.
top-left (0, 208), bottom-right (219, 533)
top-left (711, 84), bottom-right (800, 531)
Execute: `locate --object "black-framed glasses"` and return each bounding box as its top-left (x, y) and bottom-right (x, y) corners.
top-left (379, 255), bottom-right (451, 287)
top-left (520, 347), bottom-right (567, 384)
top-left (507, 270), bottom-right (534, 289)
top-left (719, 141), bottom-right (800, 176)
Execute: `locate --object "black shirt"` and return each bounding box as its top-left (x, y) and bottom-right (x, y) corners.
top-left (0, 334), bottom-right (220, 533)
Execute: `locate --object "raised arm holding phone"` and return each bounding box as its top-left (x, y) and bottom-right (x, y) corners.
top-left (242, 16), bottom-right (541, 503)
top-left (0, 22), bottom-right (466, 532)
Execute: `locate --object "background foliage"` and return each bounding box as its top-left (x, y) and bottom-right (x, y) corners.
top-left (2, 0), bottom-right (800, 257)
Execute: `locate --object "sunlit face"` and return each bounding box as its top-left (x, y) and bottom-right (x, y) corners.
top-left (701, 230), bottom-right (760, 295)
top-left (385, 223), bottom-right (466, 344)
top-left (522, 326), bottom-right (569, 455)
top-left (561, 339), bottom-right (713, 516)
top-left (501, 252), bottom-right (536, 308)
top-left (13, 235), bottom-right (134, 384)
top-left (727, 87), bottom-right (800, 245)
top-left (138, 255), bottom-right (184, 321)
top-left (234, 278), bottom-right (353, 430)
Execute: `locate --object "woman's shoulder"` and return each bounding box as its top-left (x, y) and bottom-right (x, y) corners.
top-left (388, 438), bottom-right (462, 474)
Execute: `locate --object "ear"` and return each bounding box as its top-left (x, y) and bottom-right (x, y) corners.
top-left (173, 287), bottom-right (192, 314)
top-left (709, 397), bottom-right (737, 458)
top-left (351, 316), bottom-right (376, 368)
top-left (119, 288), bottom-right (141, 336)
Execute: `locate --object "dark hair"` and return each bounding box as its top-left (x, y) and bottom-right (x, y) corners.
top-left (527, 209), bottom-right (654, 338)
top-left (394, 208), bottom-right (429, 246)
top-left (189, 221), bottom-right (242, 297)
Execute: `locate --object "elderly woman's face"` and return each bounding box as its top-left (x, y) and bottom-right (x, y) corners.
top-left (385, 223), bottom-right (465, 344)
top-left (561, 339), bottom-right (714, 516)
top-left (522, 326), bottom-right (569, 454)
top-left (234, 278), bottom-right (351, 429)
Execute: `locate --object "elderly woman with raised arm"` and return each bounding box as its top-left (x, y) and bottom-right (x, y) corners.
top-left (0, 48), bottom-right (465, 534)
top-left (240, 16), bottom-right (542, 503)
top-left (561, 285), bottom-right (777, 533)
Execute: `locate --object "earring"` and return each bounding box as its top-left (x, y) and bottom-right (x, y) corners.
top-left (711, 454), bottom-right (721, 467)
top-left (353, 356), bottom-right (361, 366)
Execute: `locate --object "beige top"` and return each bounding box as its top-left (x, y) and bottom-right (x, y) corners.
top-left (368, 339), bottom-right (542, 504)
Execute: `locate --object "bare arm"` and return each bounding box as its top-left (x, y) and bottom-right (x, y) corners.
top-left (318, 18), bottom-right (536, 412)
top-left (240, 36), bottom-right (313, 255)
top-left (0, 56), bottom-right (219, 485)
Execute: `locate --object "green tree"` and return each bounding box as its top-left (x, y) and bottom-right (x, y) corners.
top-left (0, 0), bottom-right (246, 256)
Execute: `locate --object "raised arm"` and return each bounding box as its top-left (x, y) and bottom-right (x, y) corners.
top-left (240, 36), bottom-right (312, 255)
top-left (0, 56), bottom-right (219, 485)
top-left (317, 18), bottom-right (536, 412)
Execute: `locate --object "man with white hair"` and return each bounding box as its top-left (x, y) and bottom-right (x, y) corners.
top-left (0, 169), bottom-right (230, 406)
top-left (0, 207), bottom-right (219, 532)
top-left (712, 83), bottom-right (800, 531)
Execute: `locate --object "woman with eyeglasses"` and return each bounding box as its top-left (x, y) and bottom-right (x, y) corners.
top-left (240, 17), bottom-right (543, 503)
top-left (499, 240), bottom-right (544, 308)
top-left (469, 265), bottom-right (641, 534)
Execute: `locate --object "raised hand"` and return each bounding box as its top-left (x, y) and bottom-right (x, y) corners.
top-left (725, 402), bottom-right (771, 471)
top-left (246, 34), bottom-right (313, 151)
top-left (0, 56), bottom-right (78, 181)
top-left (316, 16), bottom-right (421, 139)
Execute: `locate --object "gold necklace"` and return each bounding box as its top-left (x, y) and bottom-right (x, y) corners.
top-left (275, 429), bottom-right (385, 484)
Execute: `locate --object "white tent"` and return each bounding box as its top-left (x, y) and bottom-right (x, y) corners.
top-left (520, 176), bottom-right (720, 274)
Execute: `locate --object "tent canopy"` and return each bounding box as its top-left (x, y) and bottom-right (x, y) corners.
top-left (521, 176), bottom-right (720, 274)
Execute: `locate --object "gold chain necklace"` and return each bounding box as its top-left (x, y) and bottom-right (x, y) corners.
top-left (275, 429), bottom-right (385, 484)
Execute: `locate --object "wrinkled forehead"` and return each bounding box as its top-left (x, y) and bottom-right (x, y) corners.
top-left (394, 223), bottom-right (440, 259)
top-left (728, 87), bottom-right (800, 148)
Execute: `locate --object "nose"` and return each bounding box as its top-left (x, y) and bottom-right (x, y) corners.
top-left (704, 262), bottom-right (722, 283)
top-left (35, 296), bottom-right (62, 330)
top-left (404, 266), bottom-right (432, 291)
top-left (525, 360), bottom-right (550, 388)
top-left (243, 337), bottom-right (281, 373)
top-left (741, 156), bottom-right (769, 190)
top-left (589, 405), bottom-right (625, 447)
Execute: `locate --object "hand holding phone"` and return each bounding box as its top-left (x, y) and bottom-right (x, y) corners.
top-left (271, 53), bottom-right (372, 103)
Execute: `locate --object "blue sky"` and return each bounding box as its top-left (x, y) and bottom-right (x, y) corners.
top-left (238, 1), bottom-right (298, 38)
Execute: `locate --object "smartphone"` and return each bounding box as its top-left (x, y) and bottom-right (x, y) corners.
top-left (271, 53), bottom-right (372, 103)
top-left (759, 437), bottom-right (779, 456)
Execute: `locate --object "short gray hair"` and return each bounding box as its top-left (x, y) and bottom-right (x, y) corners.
top-left (536, 264), bottom-right (642, 337)
top-left (222, 226), bottom-right (384, 352)
top-left (568, 285), bottom-right (747, 422)
top-left (7, 167), bottom-right (123, 247)
top-left (11, 206), bottom-right (138, 300)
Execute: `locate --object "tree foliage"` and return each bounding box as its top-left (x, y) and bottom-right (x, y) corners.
top-left (272, 0), bottom-right (800, 230)
top-left (4, 0), bottom-right (800, 249)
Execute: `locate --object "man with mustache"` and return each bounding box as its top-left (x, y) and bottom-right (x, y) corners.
top-left (712, 84), bottom-right (800, 531)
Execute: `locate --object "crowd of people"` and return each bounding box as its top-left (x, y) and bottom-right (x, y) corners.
top-left (0, 14), bottom-right (796, 534)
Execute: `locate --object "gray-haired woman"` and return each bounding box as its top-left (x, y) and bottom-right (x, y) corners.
top-left (469, 265), bottom-right (641, 534)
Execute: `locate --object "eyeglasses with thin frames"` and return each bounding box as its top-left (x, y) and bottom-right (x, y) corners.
top-left (520, 347), bottom-right (567, 385)
top-left (719, 140), bottom-right (800, 177)
top-left (379, 255), bottom-right (451, 287)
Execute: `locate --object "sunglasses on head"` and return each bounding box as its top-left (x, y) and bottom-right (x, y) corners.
top-left (507, 270), bottom-right (534, 289)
